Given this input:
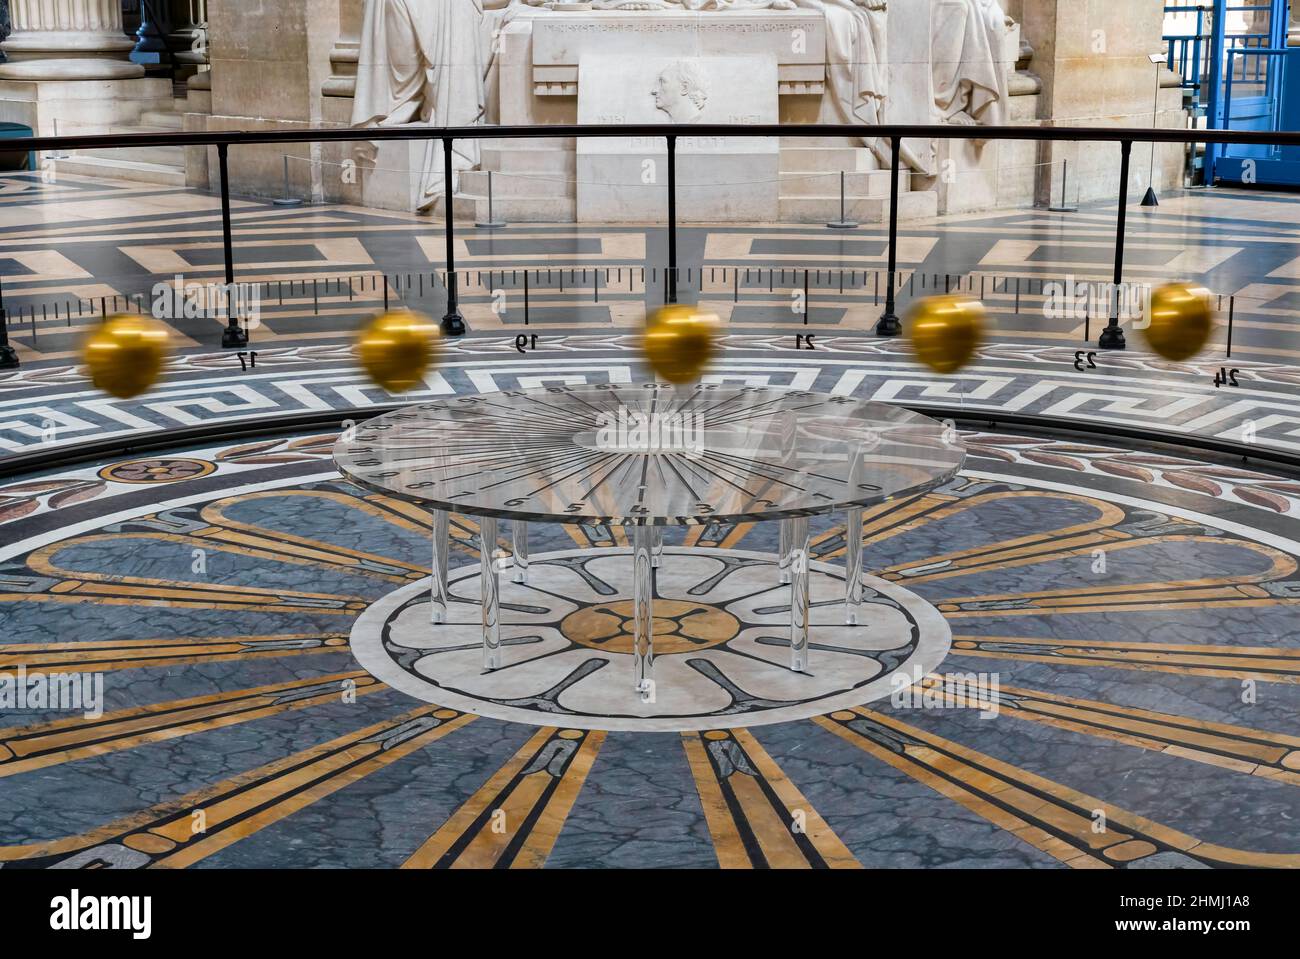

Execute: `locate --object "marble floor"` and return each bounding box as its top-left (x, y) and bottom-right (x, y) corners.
top-left (2, 421), bottom-right (1299, 868)
top-left (2, 171), bottom-right (1300, 368)
top-left (2, 170), bottom-right (1300, 869)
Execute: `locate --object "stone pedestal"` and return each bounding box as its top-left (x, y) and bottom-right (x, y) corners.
top-left (530, 10), bottom-right (825, 100)
top-left (0, 77), bottom-right (174, 140)
top-left (362, 139), bottom-right (438, 214)
top-left (514, 10), bottom-right (817, 223)
top-left (577, 55), bottom-right (779, 223)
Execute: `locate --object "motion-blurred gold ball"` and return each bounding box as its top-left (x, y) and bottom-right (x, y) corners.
top-left (1143, 282), bottom-right (1214, 362)
top-left (907, 294), bottom-right (985, 374)
top-left (82, 314), bottom-right (172, 400)
top-left (642, 304), bottom-right (719, 385)
top-left (356, 309), bottom-right (440, 393)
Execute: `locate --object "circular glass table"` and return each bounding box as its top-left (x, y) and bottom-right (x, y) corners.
top-left (333, 384), bottom-right (964, 694)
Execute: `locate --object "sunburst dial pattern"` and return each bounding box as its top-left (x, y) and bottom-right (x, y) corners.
top-left (332, 384), bottom-right (964, 525)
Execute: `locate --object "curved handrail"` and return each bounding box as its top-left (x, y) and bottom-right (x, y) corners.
top-left (1, 404), bottom-right (1297, 485)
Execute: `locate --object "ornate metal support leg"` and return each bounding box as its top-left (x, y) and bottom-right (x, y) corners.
top-left (778, 519), bottom-right (792, 584)
top-left (651, 526), bottom-right (663, 569)
top-left (632, 525), bottom-right (654, 694)
top-left (430, 509), bottom-right (449, 624)
top-left (512, 520), bottom-right (529, 584)
top-left (481, 517), bottom-right (501, 670)
top-left (788, 516), bottom-right (811, 672)
top-left (845, 508), bottom-right (864, 625)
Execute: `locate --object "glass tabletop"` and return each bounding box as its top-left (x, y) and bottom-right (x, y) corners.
top-left (332, 384), bottom-right (965, 525)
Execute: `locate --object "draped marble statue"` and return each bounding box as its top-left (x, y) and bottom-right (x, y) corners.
top-left (352, 0), bottom-right (501, 211)
top-left (790, 0), bottom-right (923, 170)
top-left (932, 0), bottom-right (1011, 126)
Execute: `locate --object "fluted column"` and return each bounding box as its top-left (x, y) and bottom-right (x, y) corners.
top-left (170, 0), bottom-right (209, 65)
top-left (0, 0), bottom-right (145, 80)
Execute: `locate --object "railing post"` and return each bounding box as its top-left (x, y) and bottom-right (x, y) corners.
top-left (0, 277), bottom-right (17, 370)
top-left (441, 137), bottom-right (466, 336)
top-left (1204, 0), bottom-right (1227, 182)
top-left (1191, 7), bottom-right (1204, 106)
top-left (217, 143), bottom-right (247, 349)
top-left (666, 134), bottom-right (678, 305)
top-left (1099, 139), bottom-right (1132, 351)
top-left (875, 135), bottom-right (902, 336)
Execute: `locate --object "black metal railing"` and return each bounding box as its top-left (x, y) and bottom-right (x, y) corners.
top-left (1, 120), bottom-right (1298, 372)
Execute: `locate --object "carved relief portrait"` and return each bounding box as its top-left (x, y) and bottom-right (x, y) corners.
top-left (651, 60), bottom-right (710, 123)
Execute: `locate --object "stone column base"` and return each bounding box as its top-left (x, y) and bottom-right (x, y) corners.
top-left (0, 58), bottom-right (144, 81)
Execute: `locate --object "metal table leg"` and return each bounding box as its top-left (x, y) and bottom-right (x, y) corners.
top-left (481, 516), bottom-right (501, 670)
top-left (786, 516), bottom-right (811, 672)
top-left (778, 519), bottom-right (792, 584)
top-left (430, 509), bottom-right (449, 624)
top-left (845, 507), bottom-right (864, 624)
top-left (512, 520), bottom-right (529, 584)
top-left (632, 524), bottom-right (654, 693)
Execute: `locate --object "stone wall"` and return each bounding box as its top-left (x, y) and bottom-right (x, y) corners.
top-left (1017, 0), bottom-right (1185, 205)
top-left (204, 0), bottom-right (344, 200)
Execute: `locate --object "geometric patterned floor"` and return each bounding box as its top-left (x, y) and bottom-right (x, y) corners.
top-left (4, 422), bottom-right (1299, 869)
top-left (4, 171), bottom-right (1300, 872)
top-left (6, 171), bottom-right (1300, 369)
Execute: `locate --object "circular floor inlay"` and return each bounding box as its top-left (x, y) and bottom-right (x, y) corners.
top-left (98, 457), bottom-right (216, 484)
top-left (562, 598), bottom-right (740, 654)
top-left (350, 547), bottom-right (952, 732)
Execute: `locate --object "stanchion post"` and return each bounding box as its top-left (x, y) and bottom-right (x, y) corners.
top-left (0, 277), bottom-right (17, 370)
top-left (1049, 158), bottom-right (1078, 213)
top-left (875, 135), bottom-right (903, 336)
top-left (827, 170), bottom-right (859, 230)
top-left (475, 170), bottom-right (506, 230)
top-left (273, 154), bottom-right (302, 208)
top-left (1099, 139), bottom-right (1132, 350)
top-left (1227, 293), bottom-right (1237, 356)
top-left (1141, 58), bottom-right (1161, 207)
top-left (217, 143), bottom-right (248, 349)
top-left (440, 137), bottom-right (466, 337)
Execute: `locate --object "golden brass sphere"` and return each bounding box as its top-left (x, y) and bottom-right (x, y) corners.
top-left (82, 314), bottom-right (172, 400)
top-left (907, 294), bottom-right (986, 374)
top-left (642, 304), bottom-right (720, 385)
top-left (356, 309), bottom-right (441, 393)
top-left (1143, 282), bottom-right (1214, 362)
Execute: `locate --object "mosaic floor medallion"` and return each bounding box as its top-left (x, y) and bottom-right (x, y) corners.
top-left (350, 546), bottom-right (952, 732)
